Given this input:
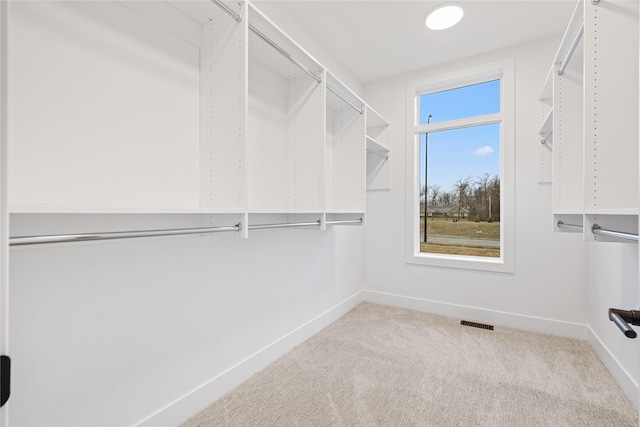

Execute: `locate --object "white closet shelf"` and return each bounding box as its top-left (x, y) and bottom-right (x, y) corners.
top-left (553, 209), bottom-right (585, 215)
top-left (247, 209), bottom-right (325, 214)
top-left (366, 135), bottom-right (389, 154)
top-left (326, 72), bottom-right (364, 114)
top-left (538, 65), bottom-right (553, 103)
top-left (366, 106), bottom-right (389, 131)
top-left (584, 208), bottom-right (639, 216)
top-left (9, 207), bottom-right (247, 215)
top-left (326, 210), bottom-right (365, 215)
top-left (539, 108), bottom-right (553, 143)
top-left (165, 0), bottom-right (229, 25)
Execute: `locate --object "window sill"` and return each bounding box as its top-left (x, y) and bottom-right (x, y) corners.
top-left (406, 251), bottom-right (514, 274)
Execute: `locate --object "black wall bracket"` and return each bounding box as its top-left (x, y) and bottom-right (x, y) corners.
top-left (609, 308), bottom-right (639, 339)
top-left (1, 355), bottom-right (9, 407)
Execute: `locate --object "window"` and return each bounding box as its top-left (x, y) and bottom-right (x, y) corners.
top-left (405, 59), bottom-right (514, 273)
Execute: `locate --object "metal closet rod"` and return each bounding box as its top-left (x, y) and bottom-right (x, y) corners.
top-left (207, 0), bottom-right (321, 83)
top-left (541, 131), bottom-right (553, 145)
top-left (9, 218), bottom-right (364, 246)
top-left (327, 84), bottom-right (363, 115)
top-left (557, 220), bottom-right (583, 230)
top-left (9, 224), bottom-right (241, 246)
top-left (557, 221), bottom-right (638, 241)
top-left (557, 21), bottom-right (584, 76)
top-left (210, 0), bottom-right (360, 113)
top-left (210, 0), bottom-right (242, 23)
top-left (592, 225), bottom-right (639, 242)
top-left (248, 24), bottom-right (322, 84)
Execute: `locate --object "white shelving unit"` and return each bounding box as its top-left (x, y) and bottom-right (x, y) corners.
top-left (541, 0), bottom-right (639, 242)
top-left (247, 4), bottom-right (324, 214)
top-left (365, 106), bottom-right (390, 191)
top-left (325, 72), bottom-right (365, 214)
top-left (537, 66), bottom-right (553, 184)
top-left (5, 0), bottom-right (391, 243)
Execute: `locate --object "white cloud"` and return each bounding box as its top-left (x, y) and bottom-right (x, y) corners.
top-left (473, 145), bottom-right (494, 156)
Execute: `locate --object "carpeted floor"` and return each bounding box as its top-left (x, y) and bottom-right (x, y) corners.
top-left (182, 302), bottom-right (638, 426)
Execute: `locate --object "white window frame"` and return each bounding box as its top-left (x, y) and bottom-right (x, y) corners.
top-left (405, 58), bottom-right (515, 273)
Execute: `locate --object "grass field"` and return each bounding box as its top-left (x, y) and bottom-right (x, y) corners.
top-left (419, 217), bottom-right (500, 258)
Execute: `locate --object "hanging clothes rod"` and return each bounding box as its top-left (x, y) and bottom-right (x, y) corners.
top-left (326, 218), bottom-right (363, 225)
top-left (210, 0), bottom-right (242, 23)
top-left (9, 218), bottom-right (365, 246)
top-left (207, 0), bottom-right (321, 83)
top-left (541, 131), bottom-right (553, 145)
top-left (327, 84), bottom-right (363, 115)
top-left (248, 25), bottom-right (322, 84)
top-left (557, 21), bottom-right (584, 76)
top-left (592, 224), bottom-right (639, 242)
top-left (248, 220), bottom-right (321, 230)
top-left (9, 224), bottom-right (241, 246)
top-left (557, 220), bottom-right (583, 230)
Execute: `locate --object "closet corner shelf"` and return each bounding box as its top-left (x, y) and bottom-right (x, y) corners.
top-left (538, 65), bottom-right (553, 103)
top-left (9, 206), bottom-right (248, 215)
top-left (584, 208), bottom-right (639, 216)
top-left (366, 105), bottom-right (389, 130)
top-left (247, 209), bottom-right (324, 215)
top-left (538, 108), bottom-right (553, 144)
top-left (553, 210), bottom-right (584, 216)
top-left (366, 135), bottom-right (389, 154)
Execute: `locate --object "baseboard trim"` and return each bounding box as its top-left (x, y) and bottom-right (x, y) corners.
top-left (362, 290), bottom-right (588, 340)
top-left (587, 326), bottom-right (639, 410)
top-left (135, 291), bottom-right (365, 426)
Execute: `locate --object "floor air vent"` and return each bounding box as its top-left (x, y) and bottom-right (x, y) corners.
top-left (460, 320), bottom-right (494, 330)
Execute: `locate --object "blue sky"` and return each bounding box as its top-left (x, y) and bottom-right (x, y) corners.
top-left (419, 80), bottom-right (500, 193)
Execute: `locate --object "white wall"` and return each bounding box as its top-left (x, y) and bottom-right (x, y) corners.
top-left (363, 39), bottom-right (589, 335)
top-left (364, 36), bottom-right (640, 406)
top-left (8, 225), bottom-right (364, 426)
top-left (586, 243), bottom-right (640, 405)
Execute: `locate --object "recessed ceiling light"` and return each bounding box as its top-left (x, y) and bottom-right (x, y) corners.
top-left (425, 4), bottom-right (464, 30)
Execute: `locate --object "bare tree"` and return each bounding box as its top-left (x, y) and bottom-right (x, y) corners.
top-left (475, 172), bottom-right (492, 219)
top-left (453, 175), bottom-right (472, 216)
top-left (428, 184), bottom-right (441, 207)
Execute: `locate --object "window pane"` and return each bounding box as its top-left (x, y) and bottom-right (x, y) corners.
top-left (419, 123), bottom-right (500, 258)
top-left (419, 80), bottom-right (500, 124)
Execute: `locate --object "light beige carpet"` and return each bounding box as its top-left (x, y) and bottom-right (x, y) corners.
top-left (182, 302), bottom-right (638, 426)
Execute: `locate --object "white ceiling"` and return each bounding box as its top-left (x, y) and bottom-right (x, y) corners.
top-left (257, 0), bottom-right (577, 84)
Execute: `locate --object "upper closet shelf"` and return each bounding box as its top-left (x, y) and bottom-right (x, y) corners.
top-left (538, 65), bottom-right (553, 103)
top-left (584, 208), bottom-right (640, 216)
top-left (326, 72), bottom-right (364, 115)
top-left (539, 108), bottom-right (553, 145)
top-left (366, 136), bottom-right (389, 157)
top-left (9, 206), bottom-right (247, 215)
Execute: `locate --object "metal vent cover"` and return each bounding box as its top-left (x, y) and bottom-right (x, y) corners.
top-left (460, 320), bottom-right (494, 330)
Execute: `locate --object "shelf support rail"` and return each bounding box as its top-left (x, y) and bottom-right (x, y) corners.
top-left (248, 25), bottom-right (322, 84)
top-left (557, 21), bottom-right (584, 76)
top-left (9, 218), bottom-right (364, 246)
top-left (592, 224), bottom-right (639, 242)
top-left (209, 0), bottom-right (242, 23)
top-left (327, 84), bottom-right (363, 115)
